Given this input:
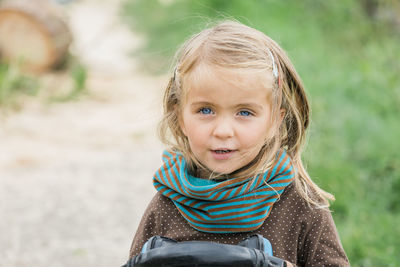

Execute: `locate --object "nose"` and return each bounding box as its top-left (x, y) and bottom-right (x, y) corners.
top-left (212, 117), bottom-right (234, 139)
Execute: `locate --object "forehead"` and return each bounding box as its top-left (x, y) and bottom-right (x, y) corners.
top-left (182, 64), bottom-right (275, 104)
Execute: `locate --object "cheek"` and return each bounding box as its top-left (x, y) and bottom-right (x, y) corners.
top-left (185, 123), bottom-right (208, 144)
top-left (181, 115), bottom-right (207, 146)
top-left (239, 123), bottom-right (270, 146)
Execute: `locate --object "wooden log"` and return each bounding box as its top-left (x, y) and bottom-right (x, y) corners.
top-left (0, 0), bottom-right (72, 72)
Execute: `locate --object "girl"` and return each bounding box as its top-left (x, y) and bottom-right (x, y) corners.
top-left (129, 21), bottom-right (349, 266)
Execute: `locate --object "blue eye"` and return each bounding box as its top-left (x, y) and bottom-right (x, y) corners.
top-left (238, 110), bottom-right (252, 116)
top-left (199, 107), bottom-right (213, 114)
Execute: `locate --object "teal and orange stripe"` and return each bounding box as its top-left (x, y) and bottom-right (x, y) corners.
top-left (176, 205), bottom-right (272, 224)
top-left (153, 149), bottom-right (295, 233)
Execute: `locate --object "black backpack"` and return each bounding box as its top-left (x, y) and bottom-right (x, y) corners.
top-left (123, 234), bottom-right (287, 267)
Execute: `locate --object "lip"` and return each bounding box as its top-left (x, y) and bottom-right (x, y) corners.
top-left (210, 149), bottom-right (237, 160)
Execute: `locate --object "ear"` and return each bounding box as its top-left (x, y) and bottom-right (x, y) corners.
top-left (266, 108), bottom-right (285, 141)
top-left (279, 109), bottom-right (286, 124)
top-left (176, 104), bottom-right (187, 136)
top-left (180, 120), bottom-right (187, 136)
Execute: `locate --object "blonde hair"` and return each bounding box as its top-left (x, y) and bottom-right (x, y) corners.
top-left (158, 20), bottom-right (334, 208)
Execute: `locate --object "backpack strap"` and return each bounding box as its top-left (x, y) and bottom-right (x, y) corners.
top-left (238, 234), bottom-right (274, 256)
top-left (123, 235), bottom-right (286, 267)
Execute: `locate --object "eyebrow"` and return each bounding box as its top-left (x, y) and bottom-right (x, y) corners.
top-left (235, 103), bottom-right (264, 110)
top-left (190, 101), bottom-right (264, 110)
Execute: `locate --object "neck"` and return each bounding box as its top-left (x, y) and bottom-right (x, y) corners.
top-left (189, 165), bottom-right (229, 180)
top-left (190, 157), bottom-right (262, 181)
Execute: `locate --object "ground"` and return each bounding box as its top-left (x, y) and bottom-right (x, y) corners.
top-left (0, 0), bottom-right (165, 266)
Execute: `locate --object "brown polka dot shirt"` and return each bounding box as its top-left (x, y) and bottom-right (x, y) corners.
top-left (129, 183), bottom-right (349, 266)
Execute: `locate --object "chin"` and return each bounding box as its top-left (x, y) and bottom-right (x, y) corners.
top-left (212, 167), bottom-right (238, 176)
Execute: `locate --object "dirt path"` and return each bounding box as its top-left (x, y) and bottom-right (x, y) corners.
top-left (0, 1), bottom-right (165, 266)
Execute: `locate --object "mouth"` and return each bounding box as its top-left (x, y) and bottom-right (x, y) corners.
top-left (210, 149), bottom-right (237, 160)
top-left (212, 149), bottom-right (235, 154)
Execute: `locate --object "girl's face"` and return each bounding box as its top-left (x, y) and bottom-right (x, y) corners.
top-left (180, 65), bottom-right (275, 176)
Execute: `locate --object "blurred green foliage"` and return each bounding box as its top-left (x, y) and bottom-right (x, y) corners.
top-left (122, 0), bottom-right (400, 265)
top-left (0, 62), bottom-right (40, 111)
top-left (0, 56), bottom-right (88, 110)
top-left (48, 58), bottom-right (88, 102)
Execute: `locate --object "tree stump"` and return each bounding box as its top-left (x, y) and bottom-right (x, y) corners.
top-left (0, 0), bottom-right (72, 72)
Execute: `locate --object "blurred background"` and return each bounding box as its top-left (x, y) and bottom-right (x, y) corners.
top-left (1, 0), bottom-right (399, 266)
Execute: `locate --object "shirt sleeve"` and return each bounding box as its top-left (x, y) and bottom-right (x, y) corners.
top-left (128, 194), bottom-right (160, 258)
top-left (302, 209), bottom-right (350, 266)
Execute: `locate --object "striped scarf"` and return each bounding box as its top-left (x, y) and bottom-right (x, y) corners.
top-left (153, 149), bottom-right (295, 233)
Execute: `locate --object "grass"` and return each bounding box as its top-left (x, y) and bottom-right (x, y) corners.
top-left (0, 62), bottom-right (40, 111)
top-left (48, 58), bottom-right (88, 102)
top-left (0, 56), bottom-right (88, 111)
top-left (121, 0), bottom-right (400, 265)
